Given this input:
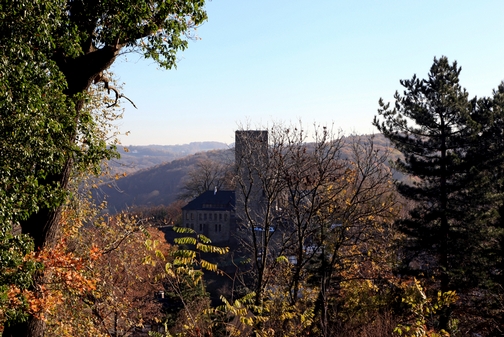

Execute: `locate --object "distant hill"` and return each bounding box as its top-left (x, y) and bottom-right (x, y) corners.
top-left (97, 148), bottom-right (234, 213)
top-left (97, 134), bottom-right (402, 213)
top-left (108, 142), bottom-right (229, 174)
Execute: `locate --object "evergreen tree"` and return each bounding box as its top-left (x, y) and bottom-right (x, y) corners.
top-left (373, 56), bottom-right (483, 331)
top-left (465, 83), bottom-right (504, 335)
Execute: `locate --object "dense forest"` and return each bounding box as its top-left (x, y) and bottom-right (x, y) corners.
top-left (1, 1), bottom-right (504, 337)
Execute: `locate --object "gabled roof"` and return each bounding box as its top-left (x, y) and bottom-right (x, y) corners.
top-left (182, 190), bottom-right (235, 211)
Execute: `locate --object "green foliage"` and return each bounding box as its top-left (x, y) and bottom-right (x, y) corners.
top-left (162, 226), bottom-right (228, 335)
top-left (171, 226), bottom-right (229, 272)
top-left (0, 1), bottom-right (75, 327)
top-left (1, 0), bottom-right (209, 226)
top-left (2, 0), bottom-right (209, 335)
top-left (209, 292), bottom-right (269, 336)
top-left (61, 0), bottom-right (207, 69)
top-left (0, 0), bottom-right (121, 230)
top-left (374, 55), bottom-right (478, 295)
top-left (207, 287), bottom-right (317, 337)
top-left (394, 279), bottom-right (457, 337)
top-left (1, 6), bottom-right (71, 224)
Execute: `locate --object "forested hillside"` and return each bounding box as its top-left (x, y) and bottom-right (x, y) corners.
top-left (108, 142), bottom-right (229, 174)
top-left (97, 148), bottom-right (234, 212)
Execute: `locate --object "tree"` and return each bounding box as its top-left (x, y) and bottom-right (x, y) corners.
top-left (162, 226), bottom-right (228, 337)
top-left (1, 169), bottom-right (171, 336)
top-left (2, 0), bottom-right (207, 250)
top-left (461, 82), bottom-right (504, 335)
top-left (130, 201), bottom-right (185, 227)
top-left (54, 216), bottom-right (169, 337)
top-left (234, 124), bottom-right (398, 335)
top-left (0, 230), bottom-right (38, 332)
top-left (1, 1), bottom-right (207, 335)
top-left (179, 158), bottom-right (234, 202)
top-left (373, 56), bottom-right (496, 332)
top-left (234, 127), bottom-right (287, 309)
top-left (311, 136), bottom-right (398, 336)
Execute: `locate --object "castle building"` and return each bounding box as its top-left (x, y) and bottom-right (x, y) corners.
top-left (181, 189), bottom-right (235, 244)
top-left (181, 130), bottom-right (268, 244)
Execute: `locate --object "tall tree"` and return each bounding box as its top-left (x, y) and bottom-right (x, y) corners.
top-left (1, 0), bottom-right (206, 250)
top-left (373, 56), bottom-right (486, 331)
top-left (1, 1), bottom-right (207, 336)
top-left (461, 83), bottom-right (504, 335)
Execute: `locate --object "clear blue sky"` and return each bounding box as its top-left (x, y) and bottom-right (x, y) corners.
top-left (111, 0), bottom-right (504, 145)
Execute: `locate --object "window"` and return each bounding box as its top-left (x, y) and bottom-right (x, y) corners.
top-left (204, 213), bottom-right (207, 221)
top-left (191, 213), bottom-right (194, 220)
top-left (219, 213), bottom-right (222, 220)
top-left (224, 214), bottom-right (228, 221)
top-left (199, 223), bottom-right (202, 231)
top-left (215, 224), bottom-right (217, 232)
top-left (186, 213), bottom-right (189, 220)
top-left (219, 224), bottom-right (222, 232)
top-left (199, 213), bottom-right (202, 220)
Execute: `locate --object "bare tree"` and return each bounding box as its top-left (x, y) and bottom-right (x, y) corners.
top-left (272, 125), bottom-right (347, 306)
top-left (233, 123), bottom-right (398, 335)
top-left (178, 158), bottom-right (234, 201)
top-left (314, 135), bottom-right (398, 336)
top-left (234, 128), bottom-right (285, 306)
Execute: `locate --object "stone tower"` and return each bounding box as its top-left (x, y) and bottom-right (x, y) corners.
top-left (234, 130), bottom-right (268, 228)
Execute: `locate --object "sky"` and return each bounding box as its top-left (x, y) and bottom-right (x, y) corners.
top-left (111, 0), bottom-right (504, 146)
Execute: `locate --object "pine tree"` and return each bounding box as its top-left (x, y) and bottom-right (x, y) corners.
top-left (373, 56), bottom-right (483, 331)
top-left (464, 83), bottom-right (504, 335)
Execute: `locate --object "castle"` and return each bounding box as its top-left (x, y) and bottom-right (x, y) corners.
top-left (181, 130), bottom-right (268, 243)
top-left (181, 189), bottom-right (235, 243)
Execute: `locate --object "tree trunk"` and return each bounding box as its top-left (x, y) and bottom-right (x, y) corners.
top-left (2, 316), bottom-right (45, 337)
top-left (19, 160), bottom-right (73, 250)
top-left (439, 115), bottom-right (451, 332)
